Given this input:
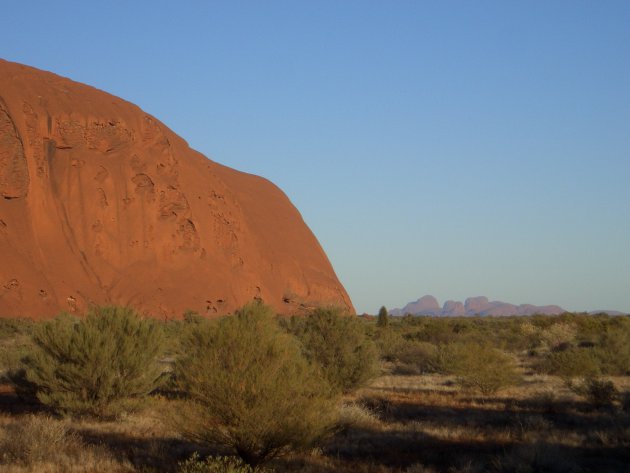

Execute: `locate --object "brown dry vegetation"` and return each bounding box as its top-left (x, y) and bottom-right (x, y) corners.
top-left (1, 313), bottom-right (629, 473)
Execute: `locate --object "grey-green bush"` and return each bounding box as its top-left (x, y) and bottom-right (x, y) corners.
top-left (20, 306), bottom-right (165, 417)
top-left (594, 327), bottom-right (630, 375)
top-left (175, 303), bottom-right (338, 468)
top-left (374, 328), bottom-right (438, 374)
top-left (542, 347), bottom-right (601, 379)
top-left (434, 342), bottom-right (520, 395)
top-left (374, 328), bottom-right (407, 362)
top-left (290, 307), bottom-right (380, 393)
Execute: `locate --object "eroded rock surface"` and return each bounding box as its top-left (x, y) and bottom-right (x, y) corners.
top-left (0, 59), bottom-right (353, 318)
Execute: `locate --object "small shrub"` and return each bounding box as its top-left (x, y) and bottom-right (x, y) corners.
top-left (374, 328), bottom-right (407, 362)
top-left (21, 306), bottom-right (165, 417)
top-left (337, 402), bottom-right (381, 430)
top-left (570, 377), bottom-right (618, 408)
top-left (434, 342), bottom-right (520, 395)
top-left (290, 307), bottom-right (380, 393)
top-left (0, 414), bottom-right (134, 471)
top-left (178, 452), bottom-right (256, 473)
top-left (0, 415), bottom-right (80, 465)
top-left (175, 303), bottom-right (338, 467)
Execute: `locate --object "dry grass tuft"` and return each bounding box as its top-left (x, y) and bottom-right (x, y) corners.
top-left (0, 414), bottom-right (135, 472)
top-left (337, 402), bottom-right (382, 430)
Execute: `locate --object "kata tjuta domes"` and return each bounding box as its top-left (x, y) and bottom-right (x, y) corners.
top-left (0, 59), bottom-right (353, 319)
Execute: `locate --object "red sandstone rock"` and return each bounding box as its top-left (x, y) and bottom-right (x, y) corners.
top-left (0, 59), bottom-right (353, 319)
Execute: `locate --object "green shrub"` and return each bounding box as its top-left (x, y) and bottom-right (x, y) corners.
top-left (374, 328), bottom-right (407, 362)
top-left (542, 347), bottom-right (600, 379)
top-left (540, 322), bottom-right (577, 351)
top-left (434, 342), bottom-right (520, 395)
top-left (290, 307), bottom-right (380, 393)
top-left (593, 327), bottom-right (630, 375)
top-left (20, 306), bottom-right (165, 417)
top-left (175, 302), bottom-right (338, 468)
top-left (380, 337), bottom-right (438, 375)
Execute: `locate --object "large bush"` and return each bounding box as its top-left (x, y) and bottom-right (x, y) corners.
top-left (290, 307), bottom-right (380, 393)
top-left (373, 327), bottom-right (407, 361)
top-left (20, 306), bottom-right (165, 417)
top-left (594, 326), bottom-right (630, 375)
top-left (434, 342), bottom-right (520, 395)
top-left (374, 328), bottom-right (437, 374)
top-left (540, 321), bottom-right (629, 378)
top-left (175, 303), bottom-right (337, 468)
top-left (541, 347), bottom-right (600, 379)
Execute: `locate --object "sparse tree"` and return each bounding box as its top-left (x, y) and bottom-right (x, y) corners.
top-left (377, 306), bottom-right (389, 328)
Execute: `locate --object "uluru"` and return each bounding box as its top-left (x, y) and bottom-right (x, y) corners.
top-left (0, 59), bottom-right (353, 319)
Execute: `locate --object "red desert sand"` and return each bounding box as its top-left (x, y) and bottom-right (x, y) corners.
top-left (0, 59), bottom-right (353, 319)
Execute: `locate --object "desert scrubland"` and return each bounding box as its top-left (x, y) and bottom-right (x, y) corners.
top-left (0, 308), bottom-right (629, 473)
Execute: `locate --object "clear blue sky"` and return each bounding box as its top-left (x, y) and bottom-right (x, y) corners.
top-left (2, 1), bottom-right (629, 313)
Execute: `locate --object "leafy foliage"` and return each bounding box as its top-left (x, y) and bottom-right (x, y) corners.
top-left (540, 317), bottom-right (630, 378)
top-left (434, 342), bottom-right (520, 395)
top-left (373, 327), bottom-right (408, 362)
top-left (542, 347), bottom-right (600, 379)
top-left (21, 306), bottom-right (165, 417)
top-left (175, 302), bottom-right (337, 467)
top-left (593, 325), bottom-right (630, 375)
top-left (373, 328), bottom-right (438, 374)
top-left (290, 307), bottom-right (380, 393)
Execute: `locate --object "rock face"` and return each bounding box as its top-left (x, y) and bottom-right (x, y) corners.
top-left (390, 295), bottom-right (565, 316)
top-left (0, 59), bottom-right (353, 319)
top-left (464, 296), bottom-right (491, 315)
top-left (390, 295), bottom-right (442, 316)
top-left (442, 300), bottom-right (465, 316)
